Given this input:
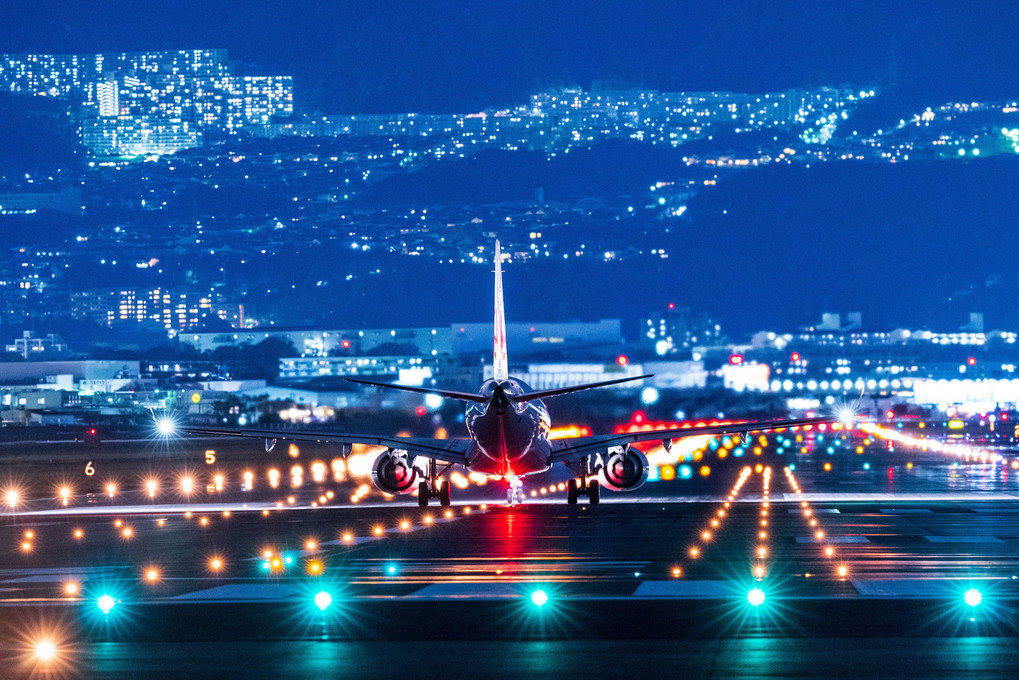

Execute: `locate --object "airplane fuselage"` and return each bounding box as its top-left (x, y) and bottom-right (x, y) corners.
top-left (465, 378), bottom-right (551, 478)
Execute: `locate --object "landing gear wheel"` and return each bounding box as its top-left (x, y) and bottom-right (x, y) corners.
top-left (438, 480), bottom-right (451, 507)
top-left (418, 481), bottom-right (430, 507)
top-left (567, 479), bottom-right (579, 505)
top-left (588, 480), bottom-right (600, 505)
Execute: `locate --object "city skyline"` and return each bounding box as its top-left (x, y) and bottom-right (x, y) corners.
top-left (2, 2), bottom-right (1016, 113)
top-left (0, 5), bottom-right (1017, 346)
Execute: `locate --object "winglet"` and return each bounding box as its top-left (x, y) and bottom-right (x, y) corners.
top-left (493, 240), bottom-right (509, 382)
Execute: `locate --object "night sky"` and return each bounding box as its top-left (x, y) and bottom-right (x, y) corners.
top-left (2, 1), bottom-right (1018, 334)
top-left (3, 1), bottom-right (1017, 113)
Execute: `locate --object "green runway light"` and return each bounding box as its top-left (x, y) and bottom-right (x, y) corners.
top-left (747, 588), bottom-right (766, 607)
top-left (964, 588), bottom-right (982, 607)
top-left (530, 589), bottom-right (549, 607)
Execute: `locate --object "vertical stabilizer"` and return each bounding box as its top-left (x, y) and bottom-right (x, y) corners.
top-left (493, 240), bottom-right (509, 382)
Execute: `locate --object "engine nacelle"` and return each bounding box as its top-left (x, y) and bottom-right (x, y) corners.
top-left (372, 450), bottom-right (419, 495)
top-left (598, 446), bottom-right (649, 492)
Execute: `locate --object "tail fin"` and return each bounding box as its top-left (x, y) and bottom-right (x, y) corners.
top-left (493, 240), bottom-right (509, 382)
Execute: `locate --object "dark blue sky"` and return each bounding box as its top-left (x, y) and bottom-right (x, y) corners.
top-left (2, 1), bottom-right (1016, 112)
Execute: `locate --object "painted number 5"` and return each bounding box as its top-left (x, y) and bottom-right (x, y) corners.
top-left (205, 450), bottom-right (216, 465)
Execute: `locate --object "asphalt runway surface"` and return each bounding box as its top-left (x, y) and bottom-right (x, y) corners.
top-left (2, 434), bottom-right (1019, 678)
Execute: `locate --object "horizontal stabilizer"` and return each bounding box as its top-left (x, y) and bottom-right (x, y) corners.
top-left (344, 377), bottom-right (488, 403)
top-left (515, 374), bottom-right (654, 403)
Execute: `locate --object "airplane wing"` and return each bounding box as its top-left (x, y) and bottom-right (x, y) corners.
top-left (176, 425), bottom-right (471, 466)
top-left (548, 415), bottom-right (835, 463)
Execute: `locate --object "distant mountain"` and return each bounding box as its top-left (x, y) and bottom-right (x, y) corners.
top-left (360, 148), bottom-right (1019, 334)
top-left (0, 93), bottom-right (84, 176)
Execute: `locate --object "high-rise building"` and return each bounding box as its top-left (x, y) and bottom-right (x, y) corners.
top-left (81, 117), bottom-right (202, 157)
top-left (1, 49), bottom-right (294, 149)
top-left (95, 79), bottom-right (118, 116)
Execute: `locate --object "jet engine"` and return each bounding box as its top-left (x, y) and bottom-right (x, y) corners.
top-left (598, 446), bottom-right (649, 492)
top-left (372, 450), bottom-right (419, 495)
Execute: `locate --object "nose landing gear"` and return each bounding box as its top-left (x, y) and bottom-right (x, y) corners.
top-left (507, 476), bottom-right (524, 505)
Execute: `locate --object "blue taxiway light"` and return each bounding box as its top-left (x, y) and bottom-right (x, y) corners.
top-left (314, 591), bottom-right (333, 611)
top-left (97, 594), bottom-right (117, 614)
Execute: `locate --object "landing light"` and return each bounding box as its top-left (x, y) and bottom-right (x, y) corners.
top-left (157, 418), bottom-right (176, 436)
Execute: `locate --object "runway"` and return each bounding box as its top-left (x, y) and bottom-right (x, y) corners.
top-left (3, 435), bottom-right (1019, 677)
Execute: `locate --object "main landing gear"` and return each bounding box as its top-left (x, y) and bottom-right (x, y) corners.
top-left (418, 459), bottom-right (452, 507)
top-left (566, 456), bottom-right (600, 505)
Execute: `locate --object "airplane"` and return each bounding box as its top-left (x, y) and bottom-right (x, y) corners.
top-left (166, 241), bottom-right (835, 506)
